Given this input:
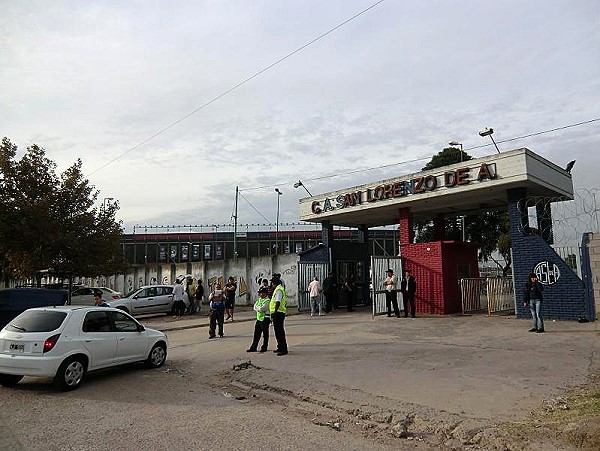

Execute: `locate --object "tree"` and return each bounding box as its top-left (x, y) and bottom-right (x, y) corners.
top-left (0, 137), bottom-right (129, 285)
top-left (422, 146), bottom-right (470, 170)
top-left (416, 146), bottom-right (512, 275)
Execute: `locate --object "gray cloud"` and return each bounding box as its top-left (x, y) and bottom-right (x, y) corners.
top-left (1, 1), bottom-right (599, 233)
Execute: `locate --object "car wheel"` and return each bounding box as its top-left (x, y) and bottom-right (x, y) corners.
top-left (0, 374), bottom-right (24, 387)
top-left (145, 343), bottom-right (167, 368)
top-left (116, 306), bottom-right (129, 314)
top-left (54, 356), bottom-right (87, 391)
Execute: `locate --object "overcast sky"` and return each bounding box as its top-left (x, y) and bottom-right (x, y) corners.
top-left (2, 0), bottom-right (599, 234)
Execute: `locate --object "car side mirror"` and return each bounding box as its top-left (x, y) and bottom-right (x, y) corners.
top-left (137, 324), bottom-right (145, 332)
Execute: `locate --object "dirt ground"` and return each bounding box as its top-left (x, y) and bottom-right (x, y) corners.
top-left (0, 308), bottom-right (598, 450)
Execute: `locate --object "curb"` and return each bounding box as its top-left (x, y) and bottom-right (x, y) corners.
top-left (156, 315), bottom-right (256, 332)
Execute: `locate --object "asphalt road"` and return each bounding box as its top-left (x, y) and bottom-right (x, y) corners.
top-left (0, 309), bottom-right (598, 450)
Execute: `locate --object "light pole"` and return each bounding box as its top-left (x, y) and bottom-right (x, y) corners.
top-left (275, 188), bottom-right (282, 254)
top-left (102, 197), bottom-right (114, 212)
top-left (479, 127), bottom-right (500, 153)
top-left (449, 142), bottom-right (465, 240)
top-left (293, 180), bottom-right (312, 196)
top-left (448, 141), bottom-right (463, 163)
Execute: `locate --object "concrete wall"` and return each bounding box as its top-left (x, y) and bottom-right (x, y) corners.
top-left (103, 254), bottom-right (300, 307)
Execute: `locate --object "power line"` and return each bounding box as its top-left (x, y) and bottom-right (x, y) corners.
top-left (89, 0), bottom-right (386, 176)
top-left (238, 191), bottom-right (273, 224)
top-left (464, 117), bottom-right (600, 152)
top-left (239, 116), bottom-right (600, 192)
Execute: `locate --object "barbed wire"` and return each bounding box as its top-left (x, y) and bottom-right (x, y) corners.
top-left (131, 222), bottom-right (397, 234)
top-left (517, 188), bottom-right (600, 244)
top-left (134, 189), bottom-right (599, 245)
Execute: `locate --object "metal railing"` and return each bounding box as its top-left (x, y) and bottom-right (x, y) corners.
top-left (461, 277), bottom-right (515, 315)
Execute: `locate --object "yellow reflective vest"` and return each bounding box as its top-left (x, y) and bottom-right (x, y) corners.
top-left (269, 284), bottom-right (287, 314)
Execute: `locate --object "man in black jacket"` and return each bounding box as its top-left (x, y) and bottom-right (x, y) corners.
top-left (523, 273), bottom-right (544, 333)
top-left (401, 269), bottom-right (416, 318)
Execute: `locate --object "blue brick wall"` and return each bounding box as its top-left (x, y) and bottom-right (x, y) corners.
top-left (508, 188), bottom-right (589, 321)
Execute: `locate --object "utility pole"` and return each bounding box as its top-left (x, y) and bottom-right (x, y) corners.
top-left (233, 186), bottom-right (239, 258)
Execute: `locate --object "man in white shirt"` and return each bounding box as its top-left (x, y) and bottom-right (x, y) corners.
top-left (172, 279), bottom-right (186, 317)
top-left (307, 276), bottom-right (323, 316)
top-left (383, 269), bottom-right (400, 317)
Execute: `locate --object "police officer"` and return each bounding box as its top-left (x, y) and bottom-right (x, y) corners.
top-left (270, 275), bottom-right (288, 356)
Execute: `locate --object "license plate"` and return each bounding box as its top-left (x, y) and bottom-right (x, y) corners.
top-left (9, 343), bottom-right (24, 353)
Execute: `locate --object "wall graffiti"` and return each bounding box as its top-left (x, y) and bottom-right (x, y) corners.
top-left (253, 268), bottom-right (272, 295)
top-left (280, 265), bottom-right (297, 298)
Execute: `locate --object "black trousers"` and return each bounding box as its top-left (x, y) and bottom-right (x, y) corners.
top-left (209, 308), bottom-right (225, 337)
top-left (404, 293), bottom-right (415, 317)
top-left (324, 292), bottom-right (334, 313)
top-left (385, 290), bottom-right (400, 317)
top-left (272, 312), bottom-right (287, 352)
top-left (174, 300), bottom-right (186, 316)
top-left (249, 317), bottom-right (270, 351)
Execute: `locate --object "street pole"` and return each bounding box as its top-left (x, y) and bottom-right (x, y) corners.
top-left (233, 186), bottom-right (239, 258)
top-left (449, 141), bottom-right (465, 240)
top-left (449, 141), bottom-right (463, 163)
top-left (275, 188), bottom-right (282, 254)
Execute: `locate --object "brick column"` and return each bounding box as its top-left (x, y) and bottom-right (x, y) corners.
top-left (398, 207), bottom-right (414, 245)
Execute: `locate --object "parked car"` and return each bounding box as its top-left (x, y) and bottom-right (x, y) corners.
top-left (0, 306), bottom-right (168, 391)
top-left (69, 287), bottom-right (122, 306)
top-left (0, 288), bottom-right (68, 329)
top-left (106, 285), bottom-right (189, 316)
top-left (70, 287), bottom-right (121, 305)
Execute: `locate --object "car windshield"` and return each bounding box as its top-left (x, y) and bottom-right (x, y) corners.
top-left (6, 310), bottom-right (67, 332)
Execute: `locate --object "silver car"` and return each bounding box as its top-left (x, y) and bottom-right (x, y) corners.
top-left (107, 285), bottom-right (188, 316)
top-left (70, 287), bottom-right (122, 306)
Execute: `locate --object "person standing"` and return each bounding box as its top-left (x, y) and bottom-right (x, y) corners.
top-left (402, 269), bottom-right (417, 318)
top-left (194, 279), bottom-right (205, 314)
top-left (185, 277), bottom-right (196, 315)
top-left (224, 276), bottom-right (237, 321)
top-left (246, 286), bottom-right (271, 353)
top-left (172, 278), bottom-right (186, 317)
top-left (342, 275), bottom-right (354, 312)
top-left (383, 269), bottom-right (400, 317)
top-left (524, 273), bottom-right (544, 333)
top-left (261, 278), bottom-right (272, 298)
top-left (322, 272), bottom-right (336, 313)
top-left (270, 275), bottom-right (288, 356)
top-left (208, 283), bottom-right (226, 338)
top-left (308, 276), bottom-right (323, 316)
top-left (93, 291), bottom-right (109, 307)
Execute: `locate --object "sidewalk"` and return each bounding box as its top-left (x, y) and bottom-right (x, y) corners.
top-left (141, 305), bottom-right (261, 332)
top-left (140, 305), bottom-right (350, 332)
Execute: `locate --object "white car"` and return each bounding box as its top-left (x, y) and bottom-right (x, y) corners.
top-left (70, 287), bottom-right (122, 306)
top-left (0, 306), bottom-right (168, 391)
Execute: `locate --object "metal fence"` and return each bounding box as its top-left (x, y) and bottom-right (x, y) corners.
top-left (370, 256), bottom-right (403, 317)
top-left (460, 277), bottom-right (515, 315)
top-left (297, 261), bottom-right (329, 313)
